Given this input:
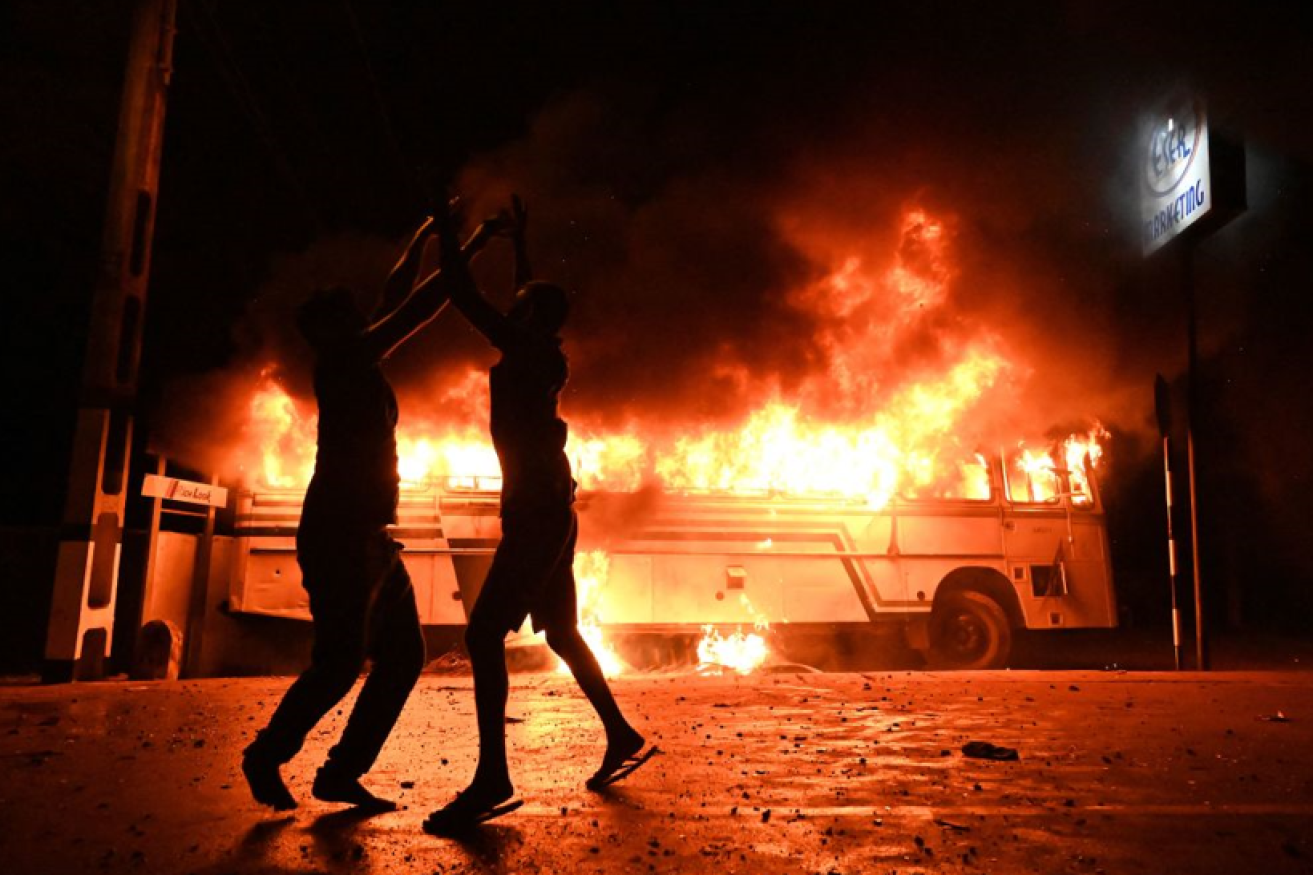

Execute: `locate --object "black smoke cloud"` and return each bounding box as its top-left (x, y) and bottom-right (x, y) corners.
top-left (157, 1), bottom-right (1311, 497)
top-left (155, 20), bottom-right (1172, 472)
top-left (446, 81), bottom-right (1165, 451)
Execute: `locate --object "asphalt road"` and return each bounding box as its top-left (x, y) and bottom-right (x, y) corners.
top-left (1, 669), bottom-right (1310, 874)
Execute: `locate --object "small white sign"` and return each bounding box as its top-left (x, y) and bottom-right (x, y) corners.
top-left (1142, 97), bottom-right (1212, 255)
top-left (142, 474), bottom-right (228, 508)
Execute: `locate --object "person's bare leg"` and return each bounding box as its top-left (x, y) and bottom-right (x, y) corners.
top-left (462, 622), bottom-right (514, 806)
top-left (546, 625), bottom-right (644, 761)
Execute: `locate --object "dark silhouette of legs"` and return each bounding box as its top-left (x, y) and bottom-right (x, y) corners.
top-left (430, 507), bottom-right (646, 830)
top-left (244, 535), bottom-right (422, 811)
top-left (314, 560), bottom-right (425, 810)
top-left (244, 586), bottom-right (367, 810)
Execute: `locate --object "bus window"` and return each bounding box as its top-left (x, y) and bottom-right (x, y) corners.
top-left (1067, 467), bottom-right (1095, 507)
top-left (900, 453), bottom-right (992, 501)
top-left (1007, 450), bottom-right (1061, 504)
top-left (1007, 449), bottom-right (1098, 506)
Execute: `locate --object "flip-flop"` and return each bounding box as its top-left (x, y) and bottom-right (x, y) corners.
top-left (422, 798), bottom-right (523, 836)
top-left (586, 746), bottom-right (660, 790)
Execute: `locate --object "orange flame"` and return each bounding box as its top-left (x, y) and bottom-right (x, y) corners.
top-left (696, 593), bottom-right (772, 674)
top-left (1007, 425), bottom-right (1108, 505)
top-left (552, 550), bottom-right (624, 676)
top-left (696, 628), bottom-right (770, 674)
top-left (231, 208), bottom-right (1105, 506)
top-left (239, 369), bottom-right (316, 489)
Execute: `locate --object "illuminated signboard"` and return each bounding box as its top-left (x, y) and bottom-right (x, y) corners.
top-left (142, 474), bottom-right (228, 508)
top-left (1141, 97), bottom-right (1212, 255)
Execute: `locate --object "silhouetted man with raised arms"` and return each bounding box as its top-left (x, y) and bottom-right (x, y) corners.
top-left (424, 197), bottom-right (655, 835)
top-left (242, 213), bottom-right (481, 812)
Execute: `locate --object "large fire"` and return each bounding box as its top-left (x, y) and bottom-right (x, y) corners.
top-left (229, 208), bottom-right (1107, 674)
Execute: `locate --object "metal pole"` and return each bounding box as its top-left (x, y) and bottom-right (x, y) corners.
top-left (1162, 436), bottom-right (1182, 670)
top-left (1182, 242), bottom-right (1209, 670)
top-left (1154, 375), bottom-right (1182, 670)
top-left (182, 474), bottom-right (219, 678)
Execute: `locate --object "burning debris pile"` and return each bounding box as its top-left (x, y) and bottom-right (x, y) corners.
top-left (220, 207), bottom-right (1108, 674)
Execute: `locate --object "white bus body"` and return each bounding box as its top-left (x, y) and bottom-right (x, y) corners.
top-left (227, 454), bottom-right (1115, 668)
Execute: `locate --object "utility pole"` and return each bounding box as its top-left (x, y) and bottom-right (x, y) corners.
top-left (43, 0), bottom-right (178, 682)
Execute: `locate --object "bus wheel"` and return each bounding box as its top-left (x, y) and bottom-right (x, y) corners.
top-left (928, 591), bottom-right (1011, 670)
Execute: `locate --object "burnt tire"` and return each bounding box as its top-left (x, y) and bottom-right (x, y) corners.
top-left (928, 590), bottom-right (1011, 670)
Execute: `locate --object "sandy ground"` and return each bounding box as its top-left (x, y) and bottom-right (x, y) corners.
top-left (1, 668), bottom-right (1311, 875)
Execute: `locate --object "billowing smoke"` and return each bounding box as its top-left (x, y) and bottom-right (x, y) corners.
top-left (156, 75), bottom-right (1168, 481)
top-left (448, 86), bottom-right (1162, 453)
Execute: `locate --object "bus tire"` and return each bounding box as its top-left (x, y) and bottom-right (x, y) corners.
top-left (928, 590), bottom-right (1011, 670)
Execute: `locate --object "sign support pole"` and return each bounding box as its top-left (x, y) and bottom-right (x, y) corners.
top-left (1182, 241), bottom-right (1209, 670)
top-left (182, 474), bottom-right (219, 678)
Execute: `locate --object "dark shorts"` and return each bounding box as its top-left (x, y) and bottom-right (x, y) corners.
top-left (470, 508), bottom-right (578, 636)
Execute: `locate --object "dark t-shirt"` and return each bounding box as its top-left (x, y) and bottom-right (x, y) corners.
top-left (489, 332), bottom-right (573, 517)
top-left (301, 340), bottom-right (399, 532)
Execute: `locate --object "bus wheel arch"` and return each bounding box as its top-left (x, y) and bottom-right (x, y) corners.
top-left (926, 568), bottom-right (1021, 670)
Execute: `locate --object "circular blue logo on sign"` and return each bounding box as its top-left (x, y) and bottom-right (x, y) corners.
top-left (1145, 99), bottom-right (1203, 196)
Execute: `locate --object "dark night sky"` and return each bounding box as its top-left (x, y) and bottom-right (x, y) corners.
top-left (3, 1), bottom-right (1313, 626)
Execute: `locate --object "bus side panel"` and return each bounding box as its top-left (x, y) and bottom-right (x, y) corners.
top-left (896, 509), bottom-right (1003, 556)
top-left (648, 554), bottom-right (784, 625)
top-left (424, 551), bottom-right (469, 624)
top-left (1060, 517), bottom-right (1117, 627)
top-left (901, 557), bottom-right (1006, 606)
top-left (242, 549), bottom-right (309, 620)
top-left (403, 552), bottom-right (469, 626)
top-left (850, 513), bottom-right (893, 553)
top-left (1004, 506), bottom-right (1116, 629)
top-left (598, 554), bottom-right (653, 624)
top-left (780, 555), bottom-right (872, 622)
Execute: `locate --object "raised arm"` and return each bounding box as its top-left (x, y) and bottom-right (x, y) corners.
top-left (356, 209), bottom-right (469, 362)
top-left (445, 214), bottom-right (517, 350)
top-left (407, 205), bottom-right (518, 349)
top-left (444, 194), bottom-right (533, 349)
top-left (373, 216), bottom-right (436, 321)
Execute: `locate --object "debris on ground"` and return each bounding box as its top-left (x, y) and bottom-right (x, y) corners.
top-left (422, 649), bottom-right (471, 675)
top-left (961, 741), bottom-right (1020, 761)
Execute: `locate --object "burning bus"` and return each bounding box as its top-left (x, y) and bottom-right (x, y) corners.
top-left (216, 208), bottom-right (1117, 671)
top-left (226, 385), bottom-right (1113, 671)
